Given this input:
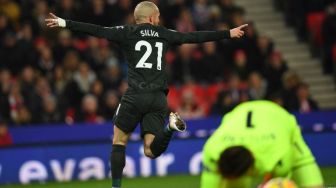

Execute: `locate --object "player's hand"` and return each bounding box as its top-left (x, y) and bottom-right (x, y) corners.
top-left (45, 13), bottom-right (66, 28)
top-left (230, 24), bottom-right (248, 38)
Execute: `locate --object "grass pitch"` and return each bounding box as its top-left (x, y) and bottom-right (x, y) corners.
top-left (2, 167), bottom-right (335, 188)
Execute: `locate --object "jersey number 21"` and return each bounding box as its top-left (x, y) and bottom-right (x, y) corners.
top-left (135, 40), bottom-right (163, 70)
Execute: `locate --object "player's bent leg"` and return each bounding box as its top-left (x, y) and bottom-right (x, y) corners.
top-left (111, 125), bottom-right (131, 188)
top-left (146, 130), bottom-right (172, 158)
top-left (143, 134), bottom-right (156, 158)
top-left (143, 112), bottom-right (187, 158)
top-left (292, 162), bottom-right (323, 188)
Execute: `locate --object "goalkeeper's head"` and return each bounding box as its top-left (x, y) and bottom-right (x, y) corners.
top-left (218, 146), bottom-right (255, 179)
top-left (134, 1), bottom-right (160, 26)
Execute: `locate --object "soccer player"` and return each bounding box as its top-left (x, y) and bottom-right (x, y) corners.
top-left (201, 100), bottom-right (324, 188)
top-left (46, 1), bottom-right (247, 187)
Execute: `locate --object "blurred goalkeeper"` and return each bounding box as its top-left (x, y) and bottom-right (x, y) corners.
top-left (201, 100), bottom-right (323, 188)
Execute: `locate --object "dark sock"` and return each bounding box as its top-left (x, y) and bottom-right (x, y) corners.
top-left (150, 128), bottom-right (173, 158)
top-left (111, 144), bottom-right (126, 188)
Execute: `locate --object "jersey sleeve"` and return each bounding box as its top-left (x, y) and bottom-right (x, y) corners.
top-left (164, 28), bottom-right (231, 45)
top-left (66, 20), bottom-right (127, 43)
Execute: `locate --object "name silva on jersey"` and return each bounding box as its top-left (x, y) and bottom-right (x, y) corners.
top-left (140, 30), bottom-right (159, 37)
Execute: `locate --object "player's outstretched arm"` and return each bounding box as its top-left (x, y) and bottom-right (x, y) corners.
top-left (167, 24), bottom-right (248, 44)
top-left (45, 13), bottom-right (66, 28)
top-left (45, 13), bottom-right (124, 42)
top-left (229, 24), bottom-right (248, 38)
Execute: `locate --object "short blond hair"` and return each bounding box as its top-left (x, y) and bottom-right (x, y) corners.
top-left (134, 1), bottom-right (159, 23)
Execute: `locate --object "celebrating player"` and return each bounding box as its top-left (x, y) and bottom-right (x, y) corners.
top-left (45, 1), bottom-right (247, 188)
top-left (201, 100), bottom-right (324, 188)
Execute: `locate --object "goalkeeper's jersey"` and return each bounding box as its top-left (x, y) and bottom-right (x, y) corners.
top-left (203, 100), bottom-right (298, 177)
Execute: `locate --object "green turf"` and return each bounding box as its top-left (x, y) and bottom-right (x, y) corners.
top-left (2, 167), bottom-right (335, 188)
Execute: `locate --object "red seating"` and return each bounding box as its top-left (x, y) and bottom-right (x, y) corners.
top-left (73, 39), bottom-right (88, 52)
top-left (180, 83), bottom-right (206, 105)
top-left (306, 12), bottom-right (326, 47)
top-left (167, 86), bottom-right (181, 111)
top-left (206, 83), bottom-right (224, 104)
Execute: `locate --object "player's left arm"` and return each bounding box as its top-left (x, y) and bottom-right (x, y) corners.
top-left (165, 24), bottom-right (247, 45)
top-left (45, 13), bottom-right (125, 42)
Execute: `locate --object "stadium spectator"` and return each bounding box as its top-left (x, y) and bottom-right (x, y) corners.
top-left (52, 66), bottom-right (68, 97)
top-left (248, 71), bottom-right (267, 100)
top-left (210, 90), bottom-right (235, 115)
top-left (244, 23), bottom-right (264, 71)
top-left (0, 32), bottom-right (23, 74)
top-left (176, 8), bottom-right (196, 33)
top-left (109, 0), bottom-right (133, 25)
top-left (38, 46), bottom-right (55, 75)
top-left (231, 49), bottom-right (249, 80)
top-left (53, 29), bottom-right (74, 63)
top-left (170, 44), bottom-right (200, 84)
top-left (73, 62), bottom-right (96, 94)
top-left (8, 81), bottom-right (26, 124)
top-left (103, 90), bottom-right (120, 120)
top-left (0, 0), bottom-right (20, 25)
top-left (218, 0), bottom-right (244, 23)
top-left (263, 51), bottom-right (288, 93)
top-left (55, 0), bottom-right (78, 20)
top-left (94, 43), bottom-right (117, 73)
top-left (16, 23), bottom-right (38, 67)
top-left (256, 35), bottom-right (274, 66)
top-left (177, 89), bottom-right (205, 119)
top-left (16, 106), bottom-right (32, 124)
top-left (0, 13), bottom-right (14, 44)
top-left (225, 74), bottom-right (249, 106)
top-left (201, 42), bottom-right (225, 83)
top-left (90, 79), bottom-right (105, 108)
top-left (191, 0), bottom-right (211, 29)
top-left (80, 0), bottom-right (112, 26)
top-left (40, 95), bottom-right (62, 123)
top-left (291, 82), bottom-right (319, 113)
top-left (282, 71), bottom-right (302, 110)
top-left (83, 36), bottom-right (100, 67)
top-left (102, 61), bottom-right (123, 90)
top-left (20, 66), bottom-right (36, 106)
top-left (63, 50), bottom-right (81, 77)
top-left (77, 94), bottom-right (104, 123)
top-left (0, 118), bottom-right (12, 147)
top-left (25, 76), bottom-right (53, 123)
top-left (32, 0), bottom-right (50, 34)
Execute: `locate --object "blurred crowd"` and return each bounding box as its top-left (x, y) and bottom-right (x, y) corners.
top-left (0, 0), bottom-right (320, 127)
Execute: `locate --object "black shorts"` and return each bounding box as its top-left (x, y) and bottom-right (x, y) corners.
top-left (113, 91), bottom-right (169, 137)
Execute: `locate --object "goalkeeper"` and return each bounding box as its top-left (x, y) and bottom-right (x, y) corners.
top-left (201, 100), bottom-right (323, 188)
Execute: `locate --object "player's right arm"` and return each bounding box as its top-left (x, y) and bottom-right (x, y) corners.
top-left (290, 117), bottom-right (324, 188)
top-left (45, 13), bottom-right (125, 42)
top-left (164, 24), bottom-right (247, 45)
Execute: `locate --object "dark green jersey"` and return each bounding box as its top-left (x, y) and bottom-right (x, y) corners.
top-left (66, 20), bottom-right (230, 93)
